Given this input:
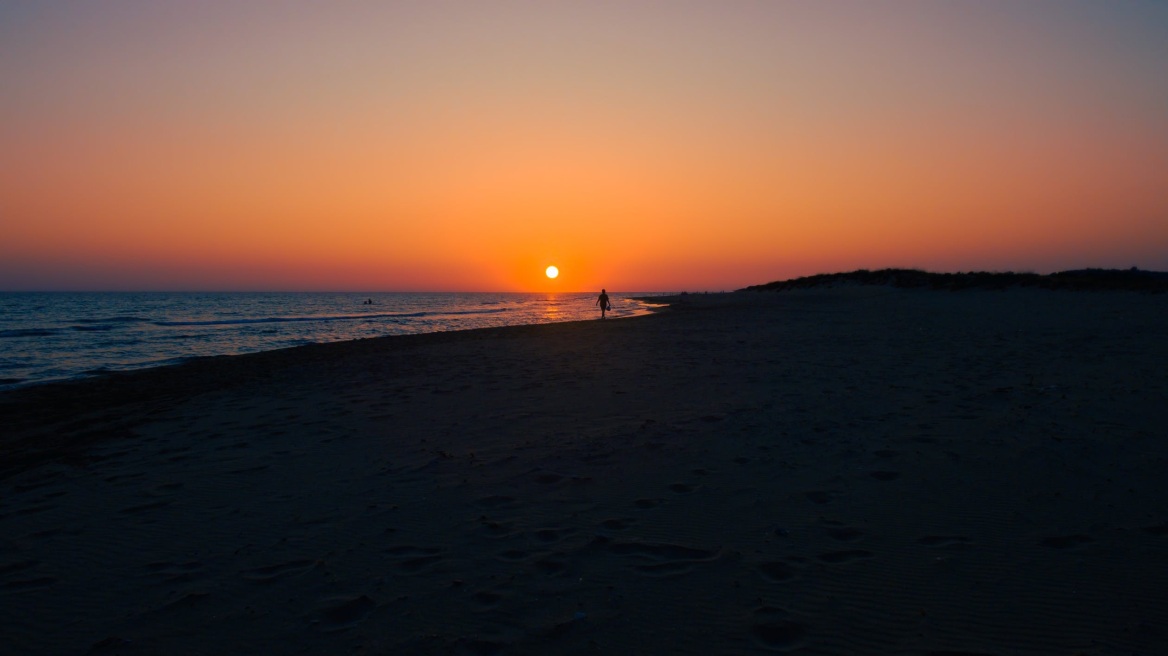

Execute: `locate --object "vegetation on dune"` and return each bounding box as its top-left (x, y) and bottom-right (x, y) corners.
top-left (741, 268), bottom-right (1168, 293)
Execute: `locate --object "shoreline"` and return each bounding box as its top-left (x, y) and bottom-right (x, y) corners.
top-left (0, 291), bottom-right (669, 392)
top-left (2, 286), bottom-right (1167, 654)
top-left (0, 311), bottom-right (668, 476)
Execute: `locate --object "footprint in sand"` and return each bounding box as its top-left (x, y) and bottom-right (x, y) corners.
top-left (13, 474), bottom-right (65, 493)
top-left (534, 557), bottom-right (568, 576)
top-left (241, 559), bottom-right (318, 583)
top-left (117, 499), bottom-right (174, 515)
top-left (818, 550), bottom-right (873, 563)
top-left (608, 542), bottom-right (718, 561)
top-left (0, 560), bottom-right (39, 578)
top-left (596, 537), bottom-right (720, 577)
top-left (634, 498), bottom-right (665, 509)
top-left (0, 576), bottom-right (57, 591)
top-left (88, 637), bottom-right (133, 652)
top-left (757, 561), bottom-right (796, 582)
top-left (635, 561), bottom-right (694, 576)
top-left (316, 594), bottom-right (377, 632)
top-left (398, 555), bottom-right (444, 572)
top-left (479, 519), bottom-right (515, 538)
top-left (870, 471), bottom-right (900, 481)
top-left (145, 560), bottom-right (204, 584)
top-left (1039, 535), bottom-right (1093, 549)
top-left (13, 504), bottom-right (55, 517)
top-left (477, 495), bottom-right (516, 509)
top-left (751, 621), bottom-right (807, 650)
top-left (750, 607), bottom-right (807, 650)
top-left (804, 491), bottom-right (834, 505)
top-left (228, 464), bottom-right (269, 475)
top-left (103, 471), bottom-right (148, 483)
top-left (669, 483), bottom-right (698, 494)
top-left (917, 536), bottom-right (973, 548)
top-left (533, 528), bottom-right (572, 543)
top-left (921, 651), bottom-right (1000, 656)
top-left (599, 518), bottom-right (635, 531)
top-left (160, 591), bottom-right (211, 611)
top-left (825, 527), bottom-right (864, 541)
top-left (496, 549), bottom-right (529, 562)
top-left (455, 638), bottom-right (508, 655)
top-left (385, 546), bottom-right (442, 557)
top-left (472, 590), bottom-right (502, 608)
top-left (385, 546), bottom-right (444, 573)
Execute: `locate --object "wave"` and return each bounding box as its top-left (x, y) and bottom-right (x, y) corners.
top-left (71, 325), bottom-right (118, 332)
top-left (0, 328), bottom-right (60, 338)
top-left (153, 308), bottom-right (510, 328)
top-left (93, 338), bottom-right (144, 348)
top-left (74, 316), bottom-right (151, 324)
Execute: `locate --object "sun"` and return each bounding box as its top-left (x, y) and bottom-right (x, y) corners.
top-left (545, 265), bottom-right (559, 279)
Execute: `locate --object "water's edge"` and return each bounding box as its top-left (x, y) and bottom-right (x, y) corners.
top-left (0, 292), bottom-right (671, 390)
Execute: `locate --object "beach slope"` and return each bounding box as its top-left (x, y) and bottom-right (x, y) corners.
top-left (2, 287), bottom-right (1167, 654)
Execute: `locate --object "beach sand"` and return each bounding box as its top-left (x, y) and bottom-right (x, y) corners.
top-left (2, 287), bottom-right (1167, 655)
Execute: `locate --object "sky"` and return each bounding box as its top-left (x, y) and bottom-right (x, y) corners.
top-left (2, 1), bottom-right (1166, 292)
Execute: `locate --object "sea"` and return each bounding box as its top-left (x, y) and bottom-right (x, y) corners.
top-left (0, 292), bottom-right (666, 390)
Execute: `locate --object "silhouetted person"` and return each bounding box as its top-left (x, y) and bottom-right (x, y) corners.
top-left (596, 289), bottom-right (610, 319)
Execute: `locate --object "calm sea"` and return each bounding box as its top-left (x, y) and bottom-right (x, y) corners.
top-left (0, 292), bottom-right (665, 389)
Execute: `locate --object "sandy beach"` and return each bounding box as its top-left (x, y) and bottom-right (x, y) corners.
top-left (2, 287), bottom-right (1167, 655)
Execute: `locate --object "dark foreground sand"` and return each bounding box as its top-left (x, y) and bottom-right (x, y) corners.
top-left (2, 287), bottom-right (1167, 655)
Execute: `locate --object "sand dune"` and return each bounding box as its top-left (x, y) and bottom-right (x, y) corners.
top-left (2, 287), bottom-right (1167, 654)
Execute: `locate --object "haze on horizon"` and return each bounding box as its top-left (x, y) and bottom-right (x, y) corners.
top-left (2, 1), bottom-right (1166, 292)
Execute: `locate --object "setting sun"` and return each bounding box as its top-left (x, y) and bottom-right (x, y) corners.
top-left (1, 2), bottom-right (1166, 294)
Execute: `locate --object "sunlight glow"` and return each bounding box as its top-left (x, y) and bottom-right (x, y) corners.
top-left (3, 3), bottom-right (1166, 291)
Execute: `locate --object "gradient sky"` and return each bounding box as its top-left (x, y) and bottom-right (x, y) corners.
top-left (2, 1), bottom-right (1166, 291)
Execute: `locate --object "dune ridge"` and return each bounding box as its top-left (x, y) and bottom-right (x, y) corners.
top-left (741, 267), bottom-right (1168, 293)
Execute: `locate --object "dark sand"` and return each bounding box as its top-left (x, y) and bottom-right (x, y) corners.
top-left (2, 287), bottom-right (1167, 655)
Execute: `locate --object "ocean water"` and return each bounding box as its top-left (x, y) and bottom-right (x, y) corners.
top-left (0, 292), bottom-right (664, 389)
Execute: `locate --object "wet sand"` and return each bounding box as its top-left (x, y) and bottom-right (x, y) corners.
top-left (2, 287), bottom-right (1167, 654)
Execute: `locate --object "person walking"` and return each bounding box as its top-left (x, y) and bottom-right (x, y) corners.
top-left (596, 288), bottom-right (611, 319)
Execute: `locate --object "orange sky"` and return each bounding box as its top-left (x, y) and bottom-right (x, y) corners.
top-left (2, 2), bottom-right (1166, 291)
